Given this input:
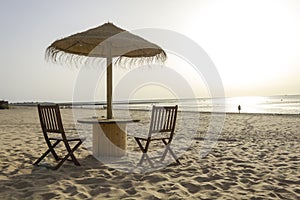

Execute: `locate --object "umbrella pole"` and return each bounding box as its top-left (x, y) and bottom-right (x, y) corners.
top-left (107, 56), bottom-right (113, 119)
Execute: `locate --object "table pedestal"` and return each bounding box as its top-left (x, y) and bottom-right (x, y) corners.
top-left (78, 118), bottom-right (139, 157)
top-left (92, 123), bottom-right (126, 157)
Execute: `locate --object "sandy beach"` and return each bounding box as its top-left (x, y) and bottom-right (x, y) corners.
top-left (0, 106), bottom-right (299, 199)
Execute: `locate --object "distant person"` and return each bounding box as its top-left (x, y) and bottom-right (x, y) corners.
top-left (238, 105), bottom-right (241, 113)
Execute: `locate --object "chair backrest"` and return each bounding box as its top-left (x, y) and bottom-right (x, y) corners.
top-left (149, 105), bottom-right (178, 137)
top-left (38, 104), bottom-right (64, 134)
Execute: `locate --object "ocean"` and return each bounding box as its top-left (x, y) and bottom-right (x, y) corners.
top-left (110, 95), bottom-right (300, 115)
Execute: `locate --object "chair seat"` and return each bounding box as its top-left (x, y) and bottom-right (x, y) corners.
top-left (134, 136), bottom-right (170, 141)
top-left (49, 137), bottom-right (82, 142)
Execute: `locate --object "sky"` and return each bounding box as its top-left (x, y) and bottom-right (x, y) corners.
top-left (1, 0), bottom-right (300, 102)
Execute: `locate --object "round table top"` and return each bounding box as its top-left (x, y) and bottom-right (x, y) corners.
top-left (77, 117), bottom-right (140, 124)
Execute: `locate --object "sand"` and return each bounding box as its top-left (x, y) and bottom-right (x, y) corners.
top-left (0, 106), bottom-right (299, 199)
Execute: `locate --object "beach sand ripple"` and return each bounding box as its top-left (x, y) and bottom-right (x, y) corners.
top-left (0, 107), bottom-right (299, 199)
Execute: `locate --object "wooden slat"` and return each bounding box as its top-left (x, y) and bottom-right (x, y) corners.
top-left (39, 105), bottom-right (62, 133)
top-left (149, 105), bottom-right (178, 134)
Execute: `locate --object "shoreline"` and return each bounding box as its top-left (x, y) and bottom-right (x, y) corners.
top-left (8, 94), bottom-right (300, 116)
top-left (8, 105), bottom-right (300, 117)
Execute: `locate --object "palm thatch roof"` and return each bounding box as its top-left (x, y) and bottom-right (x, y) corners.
top-left (45, 22), bottom-right (167, 66)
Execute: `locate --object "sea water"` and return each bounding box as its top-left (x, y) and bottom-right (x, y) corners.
top-left (111, 95), bottom-right (300, 115)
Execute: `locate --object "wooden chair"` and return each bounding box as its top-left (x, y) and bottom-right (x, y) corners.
top-left (33, 104), bottom-right (83, 170)
top-left (134, 105), bottom-right (181, 167)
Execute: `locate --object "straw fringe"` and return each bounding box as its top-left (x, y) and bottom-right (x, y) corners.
top-left (45, 46), bottom-right (167, 68)
top-left (115, 51), bottom-right (167, 67)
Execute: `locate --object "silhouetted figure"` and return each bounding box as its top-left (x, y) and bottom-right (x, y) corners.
top-left (238, 105), bottom-right (241, 113)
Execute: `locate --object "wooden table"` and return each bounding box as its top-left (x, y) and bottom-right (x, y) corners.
top-left (78, 118), bottom-right (139, 157)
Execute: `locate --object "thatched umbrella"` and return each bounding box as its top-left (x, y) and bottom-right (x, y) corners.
top-left (46, 22), bottom-right (166, 119)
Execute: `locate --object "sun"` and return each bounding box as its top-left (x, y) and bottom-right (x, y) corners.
top-left (183, 0), bottom-right (300, 96)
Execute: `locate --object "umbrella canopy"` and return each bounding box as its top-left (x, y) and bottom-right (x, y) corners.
top-left (46, 22), bottom-right (166, 119)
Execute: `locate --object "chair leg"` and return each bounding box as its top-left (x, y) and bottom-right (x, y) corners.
top-left (69, 141), bottom-right (82, 166)
top-left (161, 144), bottom-right (181, 165)
top-left (146, 154), bottom-right (154, 168)
top-left (33, 140), bottom-right (61, 166)
top-left (64, 140), bottom-right (82, 166)
top-left (167, 146), bottom-right (181, 165)
top-left (138, 153), bottom-right (154, 168)
top-left (138, 153), bottom-right (146, 166)
top-left (53, 140), bottom-right (82, 170)
top-left (135, 138), bottom-right (154, 168)
top-left (48, 141), bottom-right (61, 161)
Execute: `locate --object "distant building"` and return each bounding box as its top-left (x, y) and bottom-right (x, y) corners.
top-left (0, 100), bottom-right (9, 109)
